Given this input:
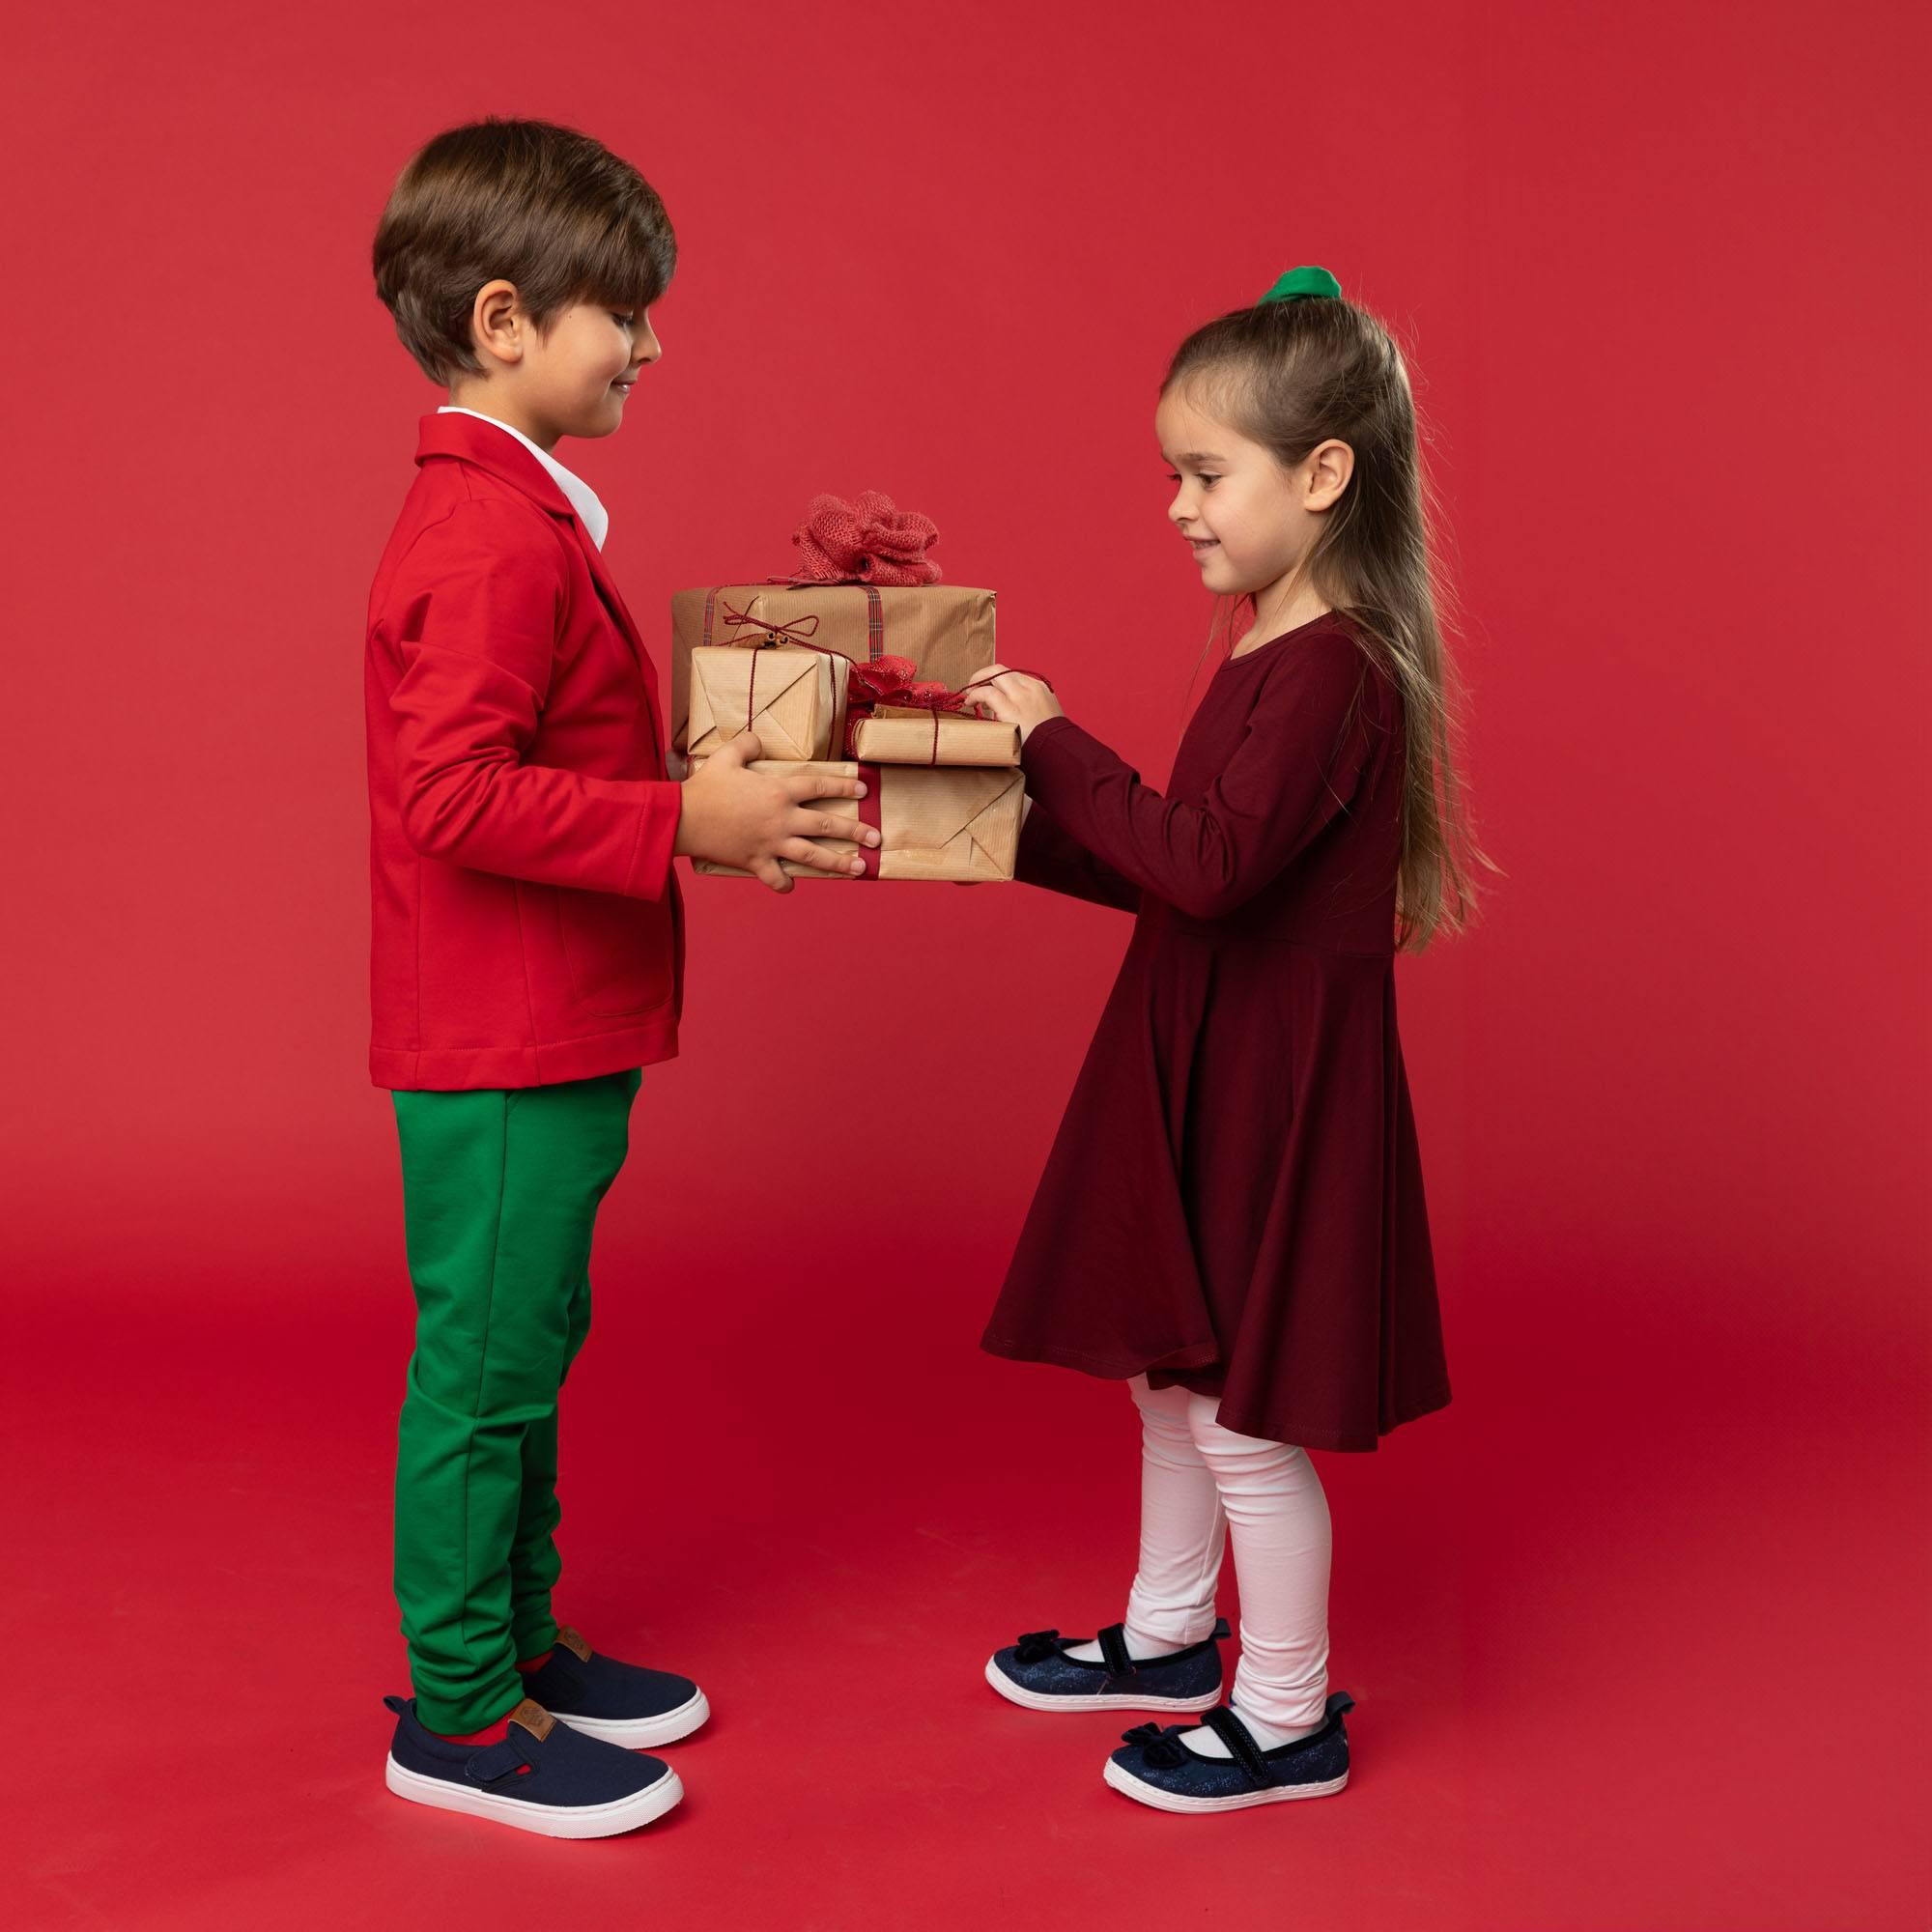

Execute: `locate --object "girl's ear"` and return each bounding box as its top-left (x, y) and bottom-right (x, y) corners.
top-left (1303, 439), bottom-right (1355, 511)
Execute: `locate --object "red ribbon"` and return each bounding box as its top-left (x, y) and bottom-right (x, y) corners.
top-left (716, 598), bottom-right (823, 647)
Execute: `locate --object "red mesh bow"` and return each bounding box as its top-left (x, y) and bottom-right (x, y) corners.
top-left (790, 492), bottom-right (943, 586)
top-left (842, 654), bottom-right (973, 754)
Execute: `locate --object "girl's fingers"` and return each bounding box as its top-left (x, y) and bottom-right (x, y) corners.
top-left (753, 858), bottom-right (793, 894)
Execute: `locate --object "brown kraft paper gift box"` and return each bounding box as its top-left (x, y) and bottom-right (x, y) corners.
top-left (668, 584), bottom-right (997, 756)
top-left (846, 704), bottom-right (1020, 768)
top-left (685, 644), bottom-right (850, 762)
top-left (686, 758), bottom-right (1023, 883)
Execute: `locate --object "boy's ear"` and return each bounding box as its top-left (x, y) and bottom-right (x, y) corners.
top-left (470, 278), bottom-right (526, 370)
top-left (1303, 439), bottom-right (1354, 511)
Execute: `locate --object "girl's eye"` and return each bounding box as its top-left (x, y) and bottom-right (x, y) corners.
top-left (1165, 472), bottom-right (1182, 484)
top-left (612, 313), bottom-right (636, 327)
top-left (1198, 475), bottom-right (1220, 488)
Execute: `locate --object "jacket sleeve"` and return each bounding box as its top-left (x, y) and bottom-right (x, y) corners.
top-left (383, 500), bottom-right (682, 899)
top-left (1016, 633), bottom-right (1382, 922)
top-left (1012, 796), bottom-right (1143, 912)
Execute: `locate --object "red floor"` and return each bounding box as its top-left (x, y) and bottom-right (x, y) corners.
top-left (11, 1246), bottom-right (1925, 1931)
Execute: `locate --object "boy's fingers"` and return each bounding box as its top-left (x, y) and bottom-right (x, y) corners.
top-left (781, 838), bottom-right (867, 876)
top-left (753, 857), bottom-right (793, 893)
top-left (783, 774), bottom-right (868, 802)
top-left (791, 807), bottom-right (878, 845)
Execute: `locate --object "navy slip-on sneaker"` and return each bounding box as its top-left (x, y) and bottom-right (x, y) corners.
top-left (518, 1626), bottom-right (709, 1748)
top-left (984, 1619), bottom-right (1230, 1713)
top-left (383, 1694), bottom-right (683, 1838)
top-left (1103, 1693), bottom-right (1355, 1813)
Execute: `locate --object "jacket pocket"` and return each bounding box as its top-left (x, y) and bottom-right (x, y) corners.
top-left (555, 885), bottom-right (675, 1016)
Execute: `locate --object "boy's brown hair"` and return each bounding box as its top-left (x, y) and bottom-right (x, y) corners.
top-left (374, 117), bottom-right (676, 384)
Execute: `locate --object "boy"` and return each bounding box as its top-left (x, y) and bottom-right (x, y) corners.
top-left (364, 116), bottom-right (879, 1839)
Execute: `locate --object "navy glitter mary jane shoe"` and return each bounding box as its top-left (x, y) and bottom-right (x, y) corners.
top-left (383, 1694), bottom-right (683, 1838)
top-left (1103, 1692), bottom-right (1356, 1813)
top-left (984, 1619), bottom-right (1230, 1714)
top-left (518, 1625), bottom-right (710, 1748)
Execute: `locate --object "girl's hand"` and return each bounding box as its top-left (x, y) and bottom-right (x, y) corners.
top-left (967, 664), bottom-right (1064, 743)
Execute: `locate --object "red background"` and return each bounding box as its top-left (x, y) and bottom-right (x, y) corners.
top-left (5, 1), bottom-right (1925, 1925)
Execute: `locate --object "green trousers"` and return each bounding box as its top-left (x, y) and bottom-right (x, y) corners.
top-left (390, 1067), bottom-right (641, 1734)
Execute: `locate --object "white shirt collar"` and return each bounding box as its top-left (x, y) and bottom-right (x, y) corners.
top-left (436, 406), bottom-right (610, 551)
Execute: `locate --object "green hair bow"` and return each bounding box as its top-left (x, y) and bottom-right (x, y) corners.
top-left (1258, 265), bottom-right (1343, 304)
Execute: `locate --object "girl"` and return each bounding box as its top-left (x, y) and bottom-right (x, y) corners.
top-left (967, 266), bottom-right (1483, 1815)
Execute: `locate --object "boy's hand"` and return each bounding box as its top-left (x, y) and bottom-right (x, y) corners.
top-left (673, 733), bottom-right (881, 893)
top-left (967, 665), bottom-right (1064, 742)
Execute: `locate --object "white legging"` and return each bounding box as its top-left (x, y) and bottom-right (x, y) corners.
top-left (1122, 1375), bottom-right (1332, 1733)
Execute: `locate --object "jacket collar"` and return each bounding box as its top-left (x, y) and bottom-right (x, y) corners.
top-left (415, 409), bottom-right (578, 525)
top-left (430, 407), bottom-right (610, 550)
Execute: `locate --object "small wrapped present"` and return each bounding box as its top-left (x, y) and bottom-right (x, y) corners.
top-left (688, 759), bottom-right (1022, 883)
top-left (847, 703), bottom-right (1020, 768)
top-left (685, 644), bottom-right (849, 762)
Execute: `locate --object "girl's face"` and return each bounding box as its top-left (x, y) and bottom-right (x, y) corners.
top-left (1155, 380), bottom-right (1346, 607)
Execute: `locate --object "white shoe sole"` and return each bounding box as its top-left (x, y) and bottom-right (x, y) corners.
top-left (546, 1687), bottom-right (710, 1748)
top-left (983, 1655), bottom-right (1221, 1714)
top-left (384, 1753), bottom-right (684, 1838)
top-left (1102, 1756), bottom-right (1349, 1812)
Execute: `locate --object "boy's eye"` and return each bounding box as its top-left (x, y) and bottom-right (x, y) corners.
top-left (612, 313), bottom-right (636, 327)
top-left (1198, 474), bottom-right (1219, 488)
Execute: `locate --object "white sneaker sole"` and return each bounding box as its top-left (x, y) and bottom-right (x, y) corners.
top-left (1102, 1757), bottom-right (1349, 1812)
top-left (983, 1655), bottom-right (1221, 1714)
top-left (384, 1753), bottom-right (684, 1838)
top-left (546, 1687), bottom-right (711, 1748)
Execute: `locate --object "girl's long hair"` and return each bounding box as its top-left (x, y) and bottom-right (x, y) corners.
top-left (1163, 294), bottom-right (1492, 951)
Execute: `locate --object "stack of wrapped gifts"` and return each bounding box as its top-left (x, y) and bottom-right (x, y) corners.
top-left (671, 494), bottom-right (1024, 883)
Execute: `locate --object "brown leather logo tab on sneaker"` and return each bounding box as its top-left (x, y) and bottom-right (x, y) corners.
top-left (554, 1626), bottom-right (592, 1662)
top-left (507, 1698), bottom-right (555, 1741)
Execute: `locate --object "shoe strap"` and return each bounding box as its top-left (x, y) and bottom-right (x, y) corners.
top-left (1200, 1706), bottom-right (1273, 1788)
top-left (554, 1626), bottom-right (592, 1662)
top-left (466, 1738), bottom-right (529, 1784)
top-left (1096, 1623), bottom-right (1134, 1678)
top-left (465, 1698), bottom-right (554, 1784)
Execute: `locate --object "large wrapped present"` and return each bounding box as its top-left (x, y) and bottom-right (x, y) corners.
top-left (688, 759), bottom-right (1022, 883)
top-left (670, 584), bottom-right (997, 756)
top-left (669, 490), bottom-right (995, 756)
top-left (846, 703), bottom-right (1019, 768)
top-left (685, 644), bottom-right (850, 762)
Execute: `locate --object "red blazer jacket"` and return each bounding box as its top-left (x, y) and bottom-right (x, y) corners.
top-left (364, 412), bottom-right (685, 1090)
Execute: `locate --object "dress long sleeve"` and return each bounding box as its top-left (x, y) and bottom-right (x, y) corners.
top-left (1013, 797), bottom-right (1144, 912)
top-left (1016, 630), bottom-right (1380, 922)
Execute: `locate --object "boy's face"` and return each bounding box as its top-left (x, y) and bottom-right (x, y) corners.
top-left (527, 301), bottom-right (660, 439)
top-left (452, 282), bottom-right (661, 449)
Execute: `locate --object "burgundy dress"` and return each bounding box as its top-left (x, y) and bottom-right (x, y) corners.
top-left (980, 611), bottom-right (1450, 1452)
